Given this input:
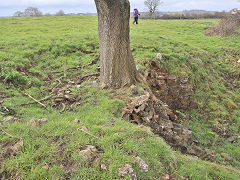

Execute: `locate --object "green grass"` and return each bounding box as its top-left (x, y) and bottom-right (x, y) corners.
top-left (0, 16), bottom-right (240, 179)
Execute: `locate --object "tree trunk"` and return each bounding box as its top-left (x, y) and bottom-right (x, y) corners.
top-left (94, 0), bottom-right (139, 88)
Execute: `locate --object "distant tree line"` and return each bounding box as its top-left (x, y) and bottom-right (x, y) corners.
top-left (141, 11), bottom-right (230, 20)
top-left (13, 7), bottom-right (65, 17)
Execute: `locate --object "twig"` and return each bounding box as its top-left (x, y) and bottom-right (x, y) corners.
top-left (78, 128), bottom-right (102, 141)
top-left (17, 95), bottom-right (54, 106)
top-left (0, 126), bottom-right (21, 140)
top-left (60, 103), bottom-right (66, 113)
top-left (57, 78), bottom-right (62, 84)
top-left (51, 78), bottom-right (63, 93)
top-left (1, 129), bottom-right (14, 138)
top-left (75, 73), bottom-right (99, 85)
top-left (84, 73), bottom-right (99, 78)
top-left (35, 94), bottom-right (53, 102)
top-left (63, 63), bottom-right (67, 77)
top-left (24, 93), bottom-right (47, 109)
top-left (159, 36), bottom-right (168, 40)
top-left (84, 55), bottom-right (99, 67)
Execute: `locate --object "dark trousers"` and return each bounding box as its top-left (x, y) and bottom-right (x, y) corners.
top-left (133, 17), bottom-right (138, 24)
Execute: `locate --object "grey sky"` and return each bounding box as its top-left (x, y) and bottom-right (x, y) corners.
top-left (0, 0), bottom-right (239, 17)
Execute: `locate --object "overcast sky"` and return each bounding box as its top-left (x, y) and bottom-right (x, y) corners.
top-left (0, 0), bottom-right (239, 17)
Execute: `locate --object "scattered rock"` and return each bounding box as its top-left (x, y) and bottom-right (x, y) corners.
top-left (68, 81), bottom-right (75, 84)
top-left (94, 157), bottom-right (102, 166)
top-left (119, 164), bottom-right (137, 180)
top-left (205, 149), bottom-right (216, 155)
top-left (84, 85), bottom-right (92, 89)
top-left (192, 138), bottom-right (200, 145)
top-left (84, 81), bottom-right (99, 89)
top-left (187, 146), bottom-right (217, 162)
top-left (14, 171), bottom-right (22, 180)
top-left (76, 85), bottom-right (81, 89)
top-left (134, 156), bottom-right (149, 172)
top-left (100, 164), bottom-right (107, 171)
top-left (92, 81), bottom-right (98, 87)
top-left (79, 145), bottom-right (98, 161)
top-left (11, 140), bottom-right (24, 152)
top-left (63, 95), bottom-right (71, 100)
top-left (187, 148), bottom-right (196, 155)
top-left (221, 153), bottom-right (232, 161)
top-left (93, 156), bottom-right (107, 171)
top-left (156, 53), bottom-right (163, 60)
top-left (227, 136), bottom-right (240, 143)
top-left (182, 128), bottom-right (192, 139)
top-left (79, 145), bottom-right (106, 170)
top-left (136, 64), bottom-right (140, 70)
top-left (189, 155), bottom-right (199, 159)
top-left (180, 75), bottom-right (189, 84)
top-left (0, 105), bottom-right (15, 116)
top-left (29, 118), bottom-right (49, 127)
top-left (173, 135), bottom-right (181, 145)
top-left (42, 164), bottom-right (49, 170)
top-left (107, 117), bottom-right (114, 121)
top-left (3, 140), bottom-right (24, 158)
top-left (74, 119), bottom-right (82, 124)
top-left (81, 126), bottom-right (89, 132)
top-left (2, 116), bottom-right (19, 124)
top-left (130, 85), bottom-right (139, 95)
top-left (106, 117), bottom-right (115, 126)
top-left (161, 174), bottom-right (171, 180)
top-left (180, 143), bottom-right (188, 154)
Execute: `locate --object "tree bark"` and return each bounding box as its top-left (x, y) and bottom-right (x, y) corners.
top-left (94, 0), bottom-right (139, 88)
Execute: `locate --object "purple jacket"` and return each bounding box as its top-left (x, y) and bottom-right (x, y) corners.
top-left (133, 8), bottom-right (140, 18)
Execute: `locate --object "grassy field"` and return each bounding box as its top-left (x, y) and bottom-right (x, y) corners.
top-left (0, 16), bottom-right (240, 179)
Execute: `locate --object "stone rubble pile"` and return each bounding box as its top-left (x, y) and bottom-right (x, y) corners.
top-left (144, 61), bottom-right (196, 110)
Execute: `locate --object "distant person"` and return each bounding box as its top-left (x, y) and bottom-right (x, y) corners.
top-left (133, 7), bottom-right (140, 24)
